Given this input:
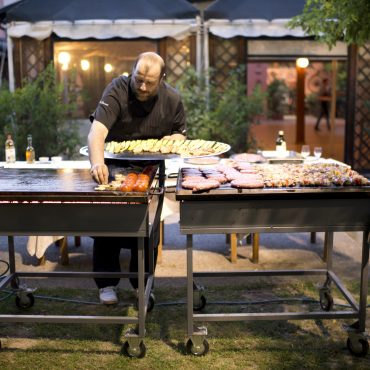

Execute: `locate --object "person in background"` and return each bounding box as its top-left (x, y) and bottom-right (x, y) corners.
top-left (315, 77), bottom-right (331, 131)
top-left (88, 52), bottom-right (186, 304)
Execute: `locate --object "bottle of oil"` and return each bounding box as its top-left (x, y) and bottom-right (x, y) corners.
top-left (275, 130), bottom-right (286, 156)
top-left (26, 134), bottom-right (35, 164)
top-left (5, 134), bottom-right (16, 163)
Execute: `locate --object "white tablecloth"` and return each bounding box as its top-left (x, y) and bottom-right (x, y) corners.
top-left (27, 235), bottom-right (64, 259)
top-left (1, 160), bottom-right (91, 169)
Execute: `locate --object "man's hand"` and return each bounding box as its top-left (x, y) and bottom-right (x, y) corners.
top-left (90, 163), bottom-right (109, 184)
top-left (162, 133), bottom-right (186, 140)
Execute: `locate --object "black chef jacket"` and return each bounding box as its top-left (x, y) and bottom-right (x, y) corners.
top-left (90, 75), bottom-right (186, 142)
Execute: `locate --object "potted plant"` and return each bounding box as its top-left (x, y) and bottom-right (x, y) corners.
top-left (266, 76), bottom-right (289, 120)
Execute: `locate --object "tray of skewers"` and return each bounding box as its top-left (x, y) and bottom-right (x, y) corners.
top-left (80, 139), bottom-right (230, 160)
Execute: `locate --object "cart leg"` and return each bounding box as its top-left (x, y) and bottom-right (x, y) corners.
top-left (157, 220), bottom-right (164, 264)
top-left (7, 236), bottom-right (20, 289)
top-left (8, 236), bottom-right (16, 275)
top-left (124, 238), bottom-right (147, 357)
top-left (325, 231), bottom-right (333, 271)
top-left (138, 237), bottom-right (145, 336)
top-left (358, 230), bottom-right (369, 333)
top-left (187, 234), bottom-right (194, 337)
top-left (343, 231), bottom-right (369, 357)
top-left (318, 232), bottom-right (334, 311)
top-left (322, 232), bottom-right (329, 262)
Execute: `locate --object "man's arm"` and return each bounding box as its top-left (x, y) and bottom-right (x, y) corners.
top-left (88, 120), bottom-right (109, 184)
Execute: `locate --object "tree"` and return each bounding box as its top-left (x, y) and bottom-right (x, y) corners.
top-left (174, 67), bottom-right (265, 154)
top-left (0, 64), bottom-right (81, 160)
top-left (289, 0), bottom-right (370, 48)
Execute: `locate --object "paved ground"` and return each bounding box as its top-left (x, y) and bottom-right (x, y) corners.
top-left (250, 115), bottom-right (345, 162)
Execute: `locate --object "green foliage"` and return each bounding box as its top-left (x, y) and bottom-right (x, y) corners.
top-left (289, 0), bottom-right (370, 48)
top-left (0, 64), bottom-right (81, 160)
top-left (266, 77), bottom-right (289, 119)
top-left (175, 67), bottom-right (265, 153)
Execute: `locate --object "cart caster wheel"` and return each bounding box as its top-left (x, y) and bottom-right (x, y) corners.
top-left (15, 293), bottom-right (35, 309)
top-left (122, 340), bottom-right (146, 358)
top-left (186, 338), bottom-right (209, 356)
top-left (319, 291), bottom-right (333, 311)
top-left (193, 295), bottom-right (206, 311)
top-left (135, 292), bottom-right (155, 312)
top-left (147, 293), bottom-right (155, 312)
top-left (347, 337), bottom-right (369, 357)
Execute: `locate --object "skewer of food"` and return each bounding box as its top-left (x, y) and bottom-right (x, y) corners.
top-left (95, 165), bottom-right (156, 193)
top-left (180, 163), bottom-right (370, 192)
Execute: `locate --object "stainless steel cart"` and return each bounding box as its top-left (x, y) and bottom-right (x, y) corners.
top-left (0, 163), bottom-right (165, 358)
top-left (176, 183), bottom-right (370, 356)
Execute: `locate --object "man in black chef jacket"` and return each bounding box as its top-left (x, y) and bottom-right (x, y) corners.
top-left (88, 52), bottom-right (186, 304)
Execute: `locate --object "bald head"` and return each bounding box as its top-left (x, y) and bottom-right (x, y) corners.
top-left (133, 52), bottom-right (165, 78)
top-left (130, 52), bottom-right (166, 102)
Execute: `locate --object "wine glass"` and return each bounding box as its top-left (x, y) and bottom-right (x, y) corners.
top-left (301, 145), bottom-right (310, 159)
top-left (314, 146), bottom-right (322, 159)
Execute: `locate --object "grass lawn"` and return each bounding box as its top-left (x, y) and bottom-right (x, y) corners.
top-left (0, 279), bottom-right (369, 369)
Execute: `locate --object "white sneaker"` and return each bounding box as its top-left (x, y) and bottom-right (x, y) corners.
top-left (99, 286), bottom-right (118, 305)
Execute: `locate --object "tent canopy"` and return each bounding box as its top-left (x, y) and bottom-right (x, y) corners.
top-left (204, 0), bottom-right (306, 21)
top-left (0, 0), bottom-right (199, 22)
top-left (0, 0), bottom-right (200, 41)
top-left (203, 0), bottom-right (307, 38)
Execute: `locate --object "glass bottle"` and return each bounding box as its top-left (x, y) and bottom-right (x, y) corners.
top-left (5, 134), bottom-right (16, 163)
top-left (275, 130), bottom-right (286, 155)
top-left (26, 134), bottom-right (35, 164)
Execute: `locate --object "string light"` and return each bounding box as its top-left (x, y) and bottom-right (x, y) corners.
top-left (80, 59), bottom-right (90, 71)
top-left (104, 63), bottom-right (113, 73)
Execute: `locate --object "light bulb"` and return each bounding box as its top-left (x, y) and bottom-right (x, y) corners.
top-left (80, 59), bottom-right (90, 71)
top-left (104, 63), bottom-right (113, 73)
top-left (58, 51), bottom-right (71, 65)
top-left (296, 58), bottom-right (309, 68)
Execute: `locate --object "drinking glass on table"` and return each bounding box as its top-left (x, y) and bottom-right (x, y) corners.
top-left (314, 146), bottom-right (322, 159)
top-left (301, 145), bottom-right (310, 159)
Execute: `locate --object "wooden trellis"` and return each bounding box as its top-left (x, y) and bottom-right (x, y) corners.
top-left (346, 44), bottom-right (370, 174)
top-left (161, 36), bottom-right (195, 84)
top-left (13, 36), bottom-right (51, 87)
top-left (209, 35), bottom-right (246, 87)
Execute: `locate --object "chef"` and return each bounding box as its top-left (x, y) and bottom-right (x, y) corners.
top-left (88, 51), bottom-right (186, 304)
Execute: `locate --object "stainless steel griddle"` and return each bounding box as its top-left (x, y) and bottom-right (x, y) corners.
top-left (176, 175), bottom-right (370, 356)
top-left (0, 164), bottom-right (165, 357)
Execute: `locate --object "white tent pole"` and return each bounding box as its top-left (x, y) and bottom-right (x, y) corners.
top-left (0, 42), bottom-right (5, 87)
top-left (204, 20), bottom-right (209, 83)
top-left (196, 15), bottom-right (201, 75)
top-left (6, 31), bottom-right (15, 92)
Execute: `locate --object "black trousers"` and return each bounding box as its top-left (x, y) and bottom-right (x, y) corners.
top-left (93, 236), bottom-right (158, 289)
top-left (315, 101), bottom-right (330, 130)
